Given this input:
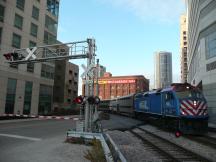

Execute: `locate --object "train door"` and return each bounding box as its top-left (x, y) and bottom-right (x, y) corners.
top-left (150, 93), bottom-right (162, 114)
top-left (163, 92), bottom-right (176, 116)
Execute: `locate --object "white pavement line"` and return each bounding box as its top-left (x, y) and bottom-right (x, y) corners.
top-left (0, 133), bottom-right (42, 141)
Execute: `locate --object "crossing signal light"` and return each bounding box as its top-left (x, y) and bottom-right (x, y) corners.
top-left (73, 96), bottom-right (84, 104)
top-left (3, 53), bottom-right (12, 61)
top-left (94, 96), bottom-right (100, 105)
top-left (3, 52), bottom-right (24, 61)
top-left (87, 96), bottom-right (100, 105)
top-left (11, 52), bottom-right (19, 60)
top-left (87, 96), bottom-right (95, 105)
top-left (175, 131), bottom-right (181, 138)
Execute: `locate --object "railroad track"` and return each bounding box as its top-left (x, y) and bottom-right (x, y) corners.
top-left (129, 127), bottom-right (212, 162)
top-left (208, 127), bottom-right (216, 133)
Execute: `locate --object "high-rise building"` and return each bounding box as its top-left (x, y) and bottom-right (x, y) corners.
top-left (0, 0), bottom-right (60, 115)
top-left (53, 60), bottom-right (79, 109)
top-left (187, 0), bottom-right (216, 124)
top-left (180, 14), bottom-right (188, 83)
top-left (154, 51), bottom-right (172, 89)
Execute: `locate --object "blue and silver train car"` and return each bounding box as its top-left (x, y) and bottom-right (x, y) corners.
top-left (115, 94), bottom-right (134, 115)
top-left (134, 83), bottom-right (208, 134)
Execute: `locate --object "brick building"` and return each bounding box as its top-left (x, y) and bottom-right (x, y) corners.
top-left (82, 72), bottom-right (149, 100)
top-left (53, 60), bottom-right (79, 109)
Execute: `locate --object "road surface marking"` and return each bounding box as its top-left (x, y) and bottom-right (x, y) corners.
top-left (0, 133), bottom-right (42, 141)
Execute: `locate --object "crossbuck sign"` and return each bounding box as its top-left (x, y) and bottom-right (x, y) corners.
top-left (81, 63), bottom-right (95, 78)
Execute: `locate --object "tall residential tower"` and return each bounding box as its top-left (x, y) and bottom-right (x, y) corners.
top-left (154, 51), bottom-right (172, 89)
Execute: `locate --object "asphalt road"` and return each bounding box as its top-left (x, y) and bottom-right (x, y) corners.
top-left (0, 119), bottom-right (89, 162)
top-left (101, 113), bottom-right (143, 131)
top-left (0, 114), bottom-right (142, 162)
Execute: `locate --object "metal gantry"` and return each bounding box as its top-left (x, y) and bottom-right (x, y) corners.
top-left (5, 38), bottom-right (98, 132)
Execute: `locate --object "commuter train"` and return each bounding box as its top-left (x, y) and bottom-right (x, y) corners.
top-left (100, 83), bottom-right (208, 135)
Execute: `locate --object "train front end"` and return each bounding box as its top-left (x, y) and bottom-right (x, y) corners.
top-left (172, 83), bottom-right (208, 134)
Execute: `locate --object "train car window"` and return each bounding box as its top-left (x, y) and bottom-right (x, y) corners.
top-left (165, 93), bottom-right (173, 101)
top-left (165, 93), bottom-right (174, 107)
top-left (156, 92), bottom-right (161, 95)
top-left (144, 94), bottom-right (149, 97)
top-left (175, 90), bottom-right (203, 99)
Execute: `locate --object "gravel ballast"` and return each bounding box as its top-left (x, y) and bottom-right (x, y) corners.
top-left (107, 130), bottom-right (164, 162)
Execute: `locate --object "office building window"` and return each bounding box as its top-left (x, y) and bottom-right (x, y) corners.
top-left (23, 81), bottom-right (33, 115)
top-left (30, 23), bottom-right (38, 37)
top-left (44, 31), bottom-right (56, 44)
top-left (0, 27), bottom-right (2, 44)
top-left (38, 84), bottom-right (52, 115)
top-left (12, 33), bottom-right (21, 48)
top-left (14, 14), bottom-right (23, 30)
top-left (45, 15), bottom-right (57, 34)
top-left (29, 41), bottom-right (36, 48)
top-left (27, 63), bottom-right (34, 73)
top-left (5, 78), bottom-right (17, 114)
top-left (206, 31), bottom-right (216, 59)
top-left (68, 89), bottom-right (71, 94)
top-left (0, 5), bottom-right (5, 22)
top-left (74, 81), bottom-right (77, 86)
top-left (16, 0), bottom-right (25, 10)
top-left (41, 63), bottom-right (54, 79)
top-left (47, 0), bottom-right (59, 17)
top-left (32, 6), bottom-right (39, 20)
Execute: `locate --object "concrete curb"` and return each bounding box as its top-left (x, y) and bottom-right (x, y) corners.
top-left (0, 114), bottom-right (80, 124)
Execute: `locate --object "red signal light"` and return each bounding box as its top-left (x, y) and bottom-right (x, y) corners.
top-left (175, 131), bottom-right (181, 138)
top-left (3, 53), bottom-right (12, 60)
top-left (73, 96), bottom-right (84, 104)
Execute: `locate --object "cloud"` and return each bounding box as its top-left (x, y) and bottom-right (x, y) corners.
top-left (96, 0), bottom-right (186, 23)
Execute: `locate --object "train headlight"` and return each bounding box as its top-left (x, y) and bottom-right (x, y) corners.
top-left (193, 101), bottom-right (197, 106)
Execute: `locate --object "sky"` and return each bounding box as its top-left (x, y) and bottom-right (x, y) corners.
top-left (57, 0), bottom-right (186, 94)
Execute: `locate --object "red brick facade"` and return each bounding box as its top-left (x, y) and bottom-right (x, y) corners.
top-left (82, 74), bottom-right (149, 100)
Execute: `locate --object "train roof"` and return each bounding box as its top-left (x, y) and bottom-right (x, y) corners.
top-left (117, 93), bottom-right (135, 99)
top-left (143, 83), bottom-right (197, 95)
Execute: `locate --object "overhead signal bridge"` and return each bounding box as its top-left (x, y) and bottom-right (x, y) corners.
top-left (3, 38), bottom-right (98, 133)
top-left (4, 39), bottom-right (96, 64)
